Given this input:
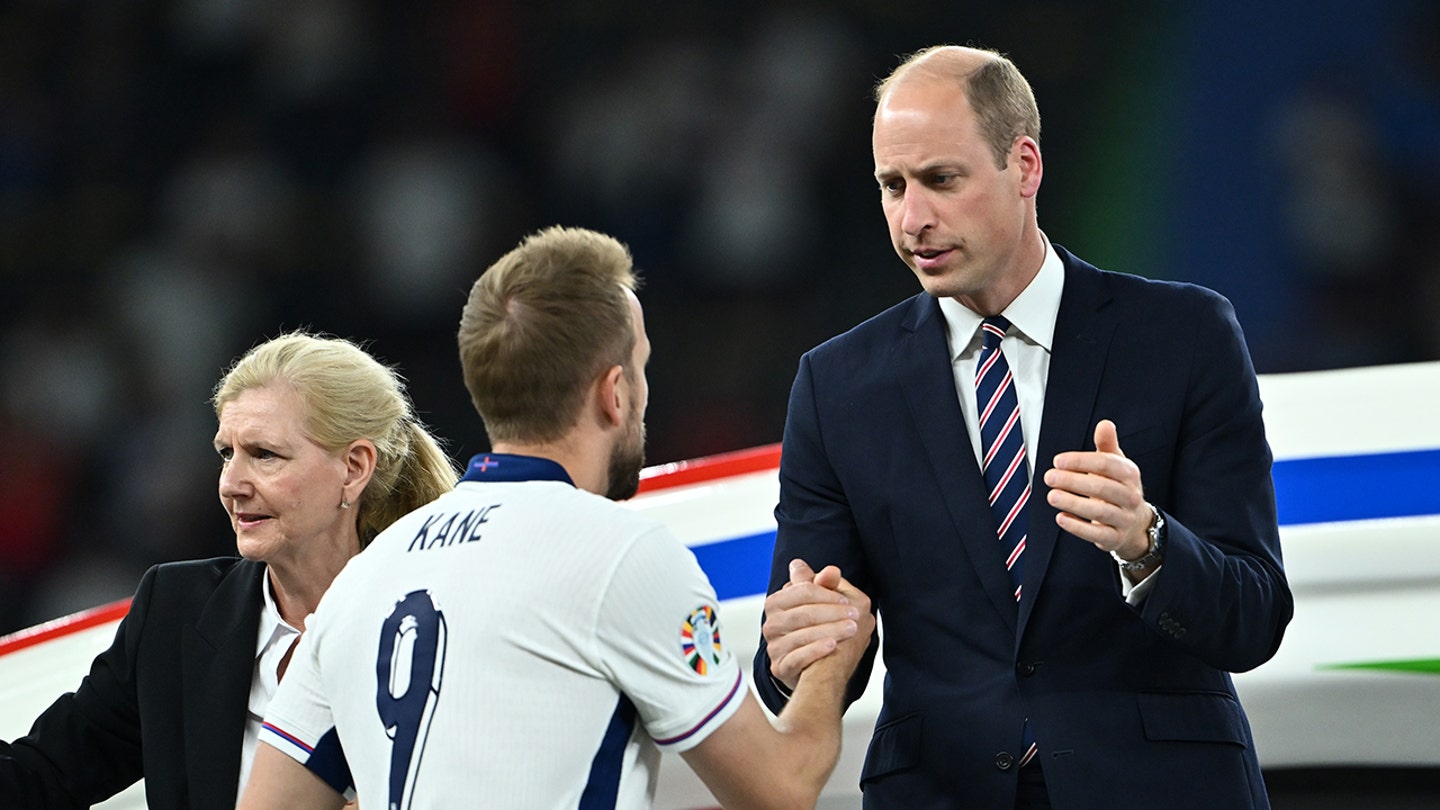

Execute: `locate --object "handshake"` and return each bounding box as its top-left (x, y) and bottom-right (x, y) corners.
top-left (762, 559), bottom-right (875, 692)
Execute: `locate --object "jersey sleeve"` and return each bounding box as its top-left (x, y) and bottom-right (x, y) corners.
top-left (594, 526), bottom-right (745, 754)
top-left (257, 626), bottom-right (354, 797)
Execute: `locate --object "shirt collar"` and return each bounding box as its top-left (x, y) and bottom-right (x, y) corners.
top-left (253, 571), bottom-right (299, 663)
top-left (460, 452), bottom-right (574, 486)
top-left (937, 232), bottom-right (1065, 360)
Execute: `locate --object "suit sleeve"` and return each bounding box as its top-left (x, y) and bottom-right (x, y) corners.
top-left (1139, 291), bottom-right (1293, 672)
top-left (0, 568), bottom-right (157, 808)
top-left (753, 352), bottom-right (879, 714)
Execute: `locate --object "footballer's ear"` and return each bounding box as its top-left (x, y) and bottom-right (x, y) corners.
top-left (595, 364), bottom-right (626, 429)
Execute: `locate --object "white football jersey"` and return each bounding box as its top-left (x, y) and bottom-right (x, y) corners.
top-left (260, 454), bottom-right (744, 809)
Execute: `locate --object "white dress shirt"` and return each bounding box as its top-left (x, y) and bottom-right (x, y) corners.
top-left (237, 571), bottom-right (301, 806)
top-left (936, 234), bottom-right (1158, 604)
top-left (938, 237), bottom-right (1062, 469)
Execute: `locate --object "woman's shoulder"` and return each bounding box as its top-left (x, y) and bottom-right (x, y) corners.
top-left (137, 556), bottom-right (263, 607)
top-left (145, 555), bottom-right (253, 579)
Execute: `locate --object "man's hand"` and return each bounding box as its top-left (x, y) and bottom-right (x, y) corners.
top-left (761, 559), bottom-right (870, 691)
top-left (1044, 419), bottom-right (1153, 563)
top-left (801, 572), bottom-right (876, 688)
top-left (685, 564), bottom-right (873, 810)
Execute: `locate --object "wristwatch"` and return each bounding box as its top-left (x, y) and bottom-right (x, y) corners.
top-left (1111, 504), bottom-right (1166, 571)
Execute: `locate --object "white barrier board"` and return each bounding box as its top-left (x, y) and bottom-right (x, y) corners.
top-left (5, 361), bottom-right (1438, 809)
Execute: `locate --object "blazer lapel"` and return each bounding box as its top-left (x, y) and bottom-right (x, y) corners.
top-left (897, 294), bottom-right (1019, 633)
top-left (182, 560), bottom-right (265, 810)
top-left (1018, 253), bottom-right (1116, 641)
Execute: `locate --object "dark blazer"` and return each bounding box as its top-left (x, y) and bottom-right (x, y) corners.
top-left (755, 246), bottom-right (1293, 809)
top-left (1, 557), bottom-right (266, 810)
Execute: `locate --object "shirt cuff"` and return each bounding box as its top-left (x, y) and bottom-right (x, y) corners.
top-left (1120, 564), bottom-right (1162, 606)
top-left (770, 672), bottom-right (794, 700)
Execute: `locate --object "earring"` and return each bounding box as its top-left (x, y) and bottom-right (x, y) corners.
top-left (341, 499), bottom-right (351, 510)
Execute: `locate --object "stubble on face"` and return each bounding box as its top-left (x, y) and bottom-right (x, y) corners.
top-left (604, 403), bottom-right (645, 501)
top-left (606, 289), bottom-right (650, 502)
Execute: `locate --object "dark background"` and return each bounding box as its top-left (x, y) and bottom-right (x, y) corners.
top-left (2, 0), bottom-right (1438, 633)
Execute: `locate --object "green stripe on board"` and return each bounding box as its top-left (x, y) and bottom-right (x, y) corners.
top-left (1320, 659), bottom-right (1440, 675)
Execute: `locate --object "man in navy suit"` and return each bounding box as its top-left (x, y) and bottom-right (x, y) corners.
top-left (753, 44), bottom-right (1292, 809)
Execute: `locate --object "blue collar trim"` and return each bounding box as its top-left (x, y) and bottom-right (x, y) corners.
top-left (460, 453), bottom-right (574, 486)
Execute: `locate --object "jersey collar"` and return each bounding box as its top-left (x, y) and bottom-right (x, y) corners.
top-left (460, 452), bottom-right (574, 486)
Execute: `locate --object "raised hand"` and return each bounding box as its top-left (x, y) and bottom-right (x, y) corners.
top-left (1043, 419), bottom-right (1153, 562)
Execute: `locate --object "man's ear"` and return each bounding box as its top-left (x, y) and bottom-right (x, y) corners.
top-left (1015, 135), bottom-right (1042, 198)
top-left (596, 364), bottom-right (626, 429)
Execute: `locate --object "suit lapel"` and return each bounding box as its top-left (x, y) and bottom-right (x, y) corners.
top-left (182, 560), bottom-right (265, 810)
top-left (897, 295), bottom-right (1019, 633)
top-left (1018, 252), bottom-right (1116, 641)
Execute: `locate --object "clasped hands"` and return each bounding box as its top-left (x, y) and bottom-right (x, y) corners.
top-left (762, 560), bottom-right (874, 691)
top-left (765, 420), bottom-right (1155, 688)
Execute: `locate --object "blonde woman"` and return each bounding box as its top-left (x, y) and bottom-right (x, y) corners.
top-left (1, 332), bottom-right (458, 810)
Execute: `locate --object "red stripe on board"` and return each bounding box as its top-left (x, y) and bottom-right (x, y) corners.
top-left (0, 598), bottom-right (131, 657)
top-left (636, 443), bottom-right (782, 494)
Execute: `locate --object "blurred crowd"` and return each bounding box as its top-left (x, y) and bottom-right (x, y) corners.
top-left (2, 0), bottom-right (1438, 633)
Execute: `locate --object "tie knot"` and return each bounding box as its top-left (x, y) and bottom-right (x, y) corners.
top-left (980, 316), bottom-right (1012, 350)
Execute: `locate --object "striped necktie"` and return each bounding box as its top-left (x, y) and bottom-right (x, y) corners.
top-left (976, 316), bottom-right (1031, 603)
top-left (977, 315), bottom-right (1039, 769)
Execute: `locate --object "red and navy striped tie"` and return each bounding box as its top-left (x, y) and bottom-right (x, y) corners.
top-left (976, 315), bottom-right (1038, 768)
top-left (976, 316), bottom-right (1030, 603)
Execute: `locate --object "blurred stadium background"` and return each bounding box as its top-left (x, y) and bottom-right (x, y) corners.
top-left (1, 0), bottom-right (1438, 640)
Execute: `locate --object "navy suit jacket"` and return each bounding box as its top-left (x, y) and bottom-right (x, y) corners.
top-left (1, 557), bottom-right (265, 810)
top-left (754, 246), bottom-right (1293, 809)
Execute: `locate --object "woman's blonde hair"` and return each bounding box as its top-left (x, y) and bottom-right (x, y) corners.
top-left (213, 331), bottom-right (458, 546)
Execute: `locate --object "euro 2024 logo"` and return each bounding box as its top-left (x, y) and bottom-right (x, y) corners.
top-left (681, 605), bottom-right (722, 676)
